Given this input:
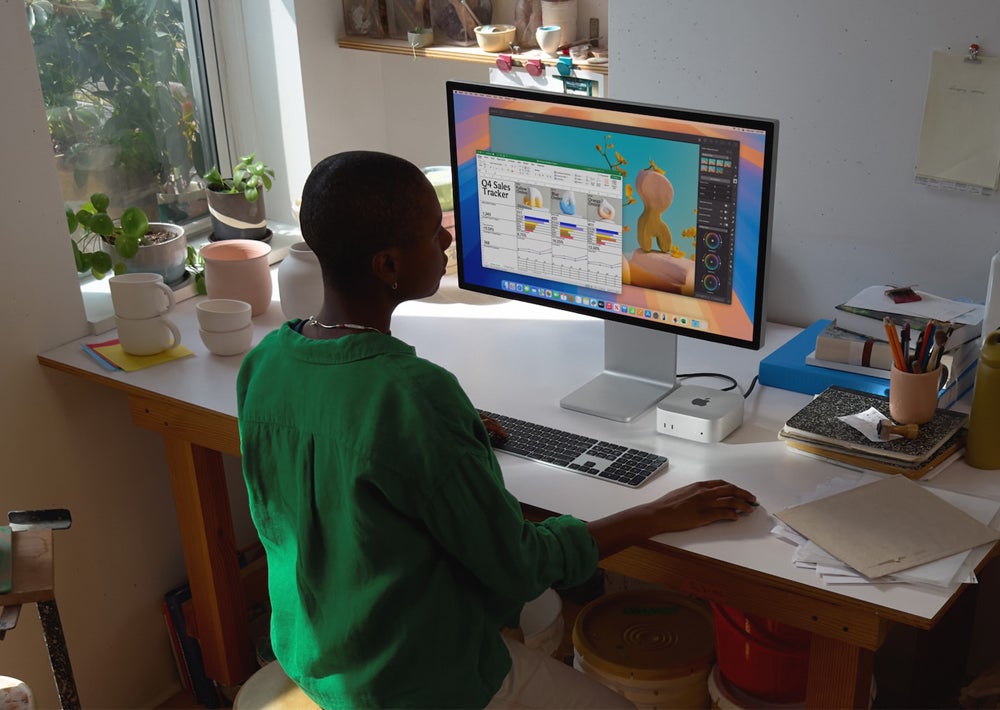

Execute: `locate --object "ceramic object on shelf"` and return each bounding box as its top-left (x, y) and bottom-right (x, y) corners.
top-left (277, 242), bottom-right (324, 320)
top-left (474, 24), bottom-right (515, 52)
top-left (115, 314), bottom-right (182, 356)
top-left (535, 25), bottom-right (561, 55)
top-left (109, 272), bottom-right (176, 320)
top-left (408, 28), bottom-right (434, 48)
top-left (200, 239), bottom-right (273, 316)
top-left (540, 0), bottom-right (576, 44)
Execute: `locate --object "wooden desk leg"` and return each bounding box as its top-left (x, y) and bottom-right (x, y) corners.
top-left (806, 634), bottom-right (875, 709)
top-left (163, 436), bottom-right (257, 686)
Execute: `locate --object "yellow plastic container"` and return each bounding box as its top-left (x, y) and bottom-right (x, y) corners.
top-left (572, 590), bottom-right (714, 709)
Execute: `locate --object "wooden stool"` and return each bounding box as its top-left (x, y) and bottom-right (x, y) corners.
top-left (0, 510), bottom-right (78, 710)
top-left (233, 661), bottom-right (320, 710)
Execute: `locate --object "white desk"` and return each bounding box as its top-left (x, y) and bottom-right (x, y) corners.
top-left (37, 276), bottom-right (1000, 707)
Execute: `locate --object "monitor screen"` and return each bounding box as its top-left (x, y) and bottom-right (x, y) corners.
top-left (446, 81), bottom-right (778, 421)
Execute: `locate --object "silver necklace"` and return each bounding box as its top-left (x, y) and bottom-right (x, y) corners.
top-left (306, 316), bottom-right (385, 335)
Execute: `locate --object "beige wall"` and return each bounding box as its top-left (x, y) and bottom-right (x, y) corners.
top-left (0, 2), bottom-right (250, 706)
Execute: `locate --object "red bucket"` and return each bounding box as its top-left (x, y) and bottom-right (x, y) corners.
top-left (711, 602), bottom-right (811, 704)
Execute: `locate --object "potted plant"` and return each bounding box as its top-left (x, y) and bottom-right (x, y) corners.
top-left (69, 192), bottom-right (187, 285)
top-left (408, 25), bottom-right (434, 49)
top-left (203, 153), bottom-right (275, 241)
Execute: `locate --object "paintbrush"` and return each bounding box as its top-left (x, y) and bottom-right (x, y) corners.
top-left (927, 329), bottom-right (948, 371)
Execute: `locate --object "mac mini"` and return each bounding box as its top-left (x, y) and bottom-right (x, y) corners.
top-left (656, 385), bottom-right (744, 443)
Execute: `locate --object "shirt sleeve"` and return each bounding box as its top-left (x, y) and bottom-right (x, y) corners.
top-left (370, 359), bottom-right (599, 605)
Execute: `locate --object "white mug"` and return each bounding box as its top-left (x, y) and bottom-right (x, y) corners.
top-left (109, 273), bottom-right (176, 320)
top-left (115, 314), bottom-right (182, 356)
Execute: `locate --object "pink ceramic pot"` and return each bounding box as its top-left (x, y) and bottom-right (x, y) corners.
top-left (200, 239), bottom-right (273, 316)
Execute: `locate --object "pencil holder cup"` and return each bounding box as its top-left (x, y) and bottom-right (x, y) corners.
top-left (889, 365), bottom-right (942, 424)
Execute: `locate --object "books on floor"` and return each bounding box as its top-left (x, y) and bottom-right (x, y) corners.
top-left (779, 385), bottom-right (968, 479)
top-left (833, 284), bottom-right (984, 348)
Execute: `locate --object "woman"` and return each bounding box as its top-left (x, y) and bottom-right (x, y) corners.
top-left (237, 151), bottom-right (757, 708)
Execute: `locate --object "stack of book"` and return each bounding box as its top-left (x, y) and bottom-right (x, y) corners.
top-left (778, 386), bottom-right (968, 479)
top-left (807, 321), bottom-right (980, 408)
top-left (759, 285), bottom-right (984, 405)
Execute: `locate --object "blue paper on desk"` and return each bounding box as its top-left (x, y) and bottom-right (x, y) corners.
top-left (758, 320), bottom-right (891, 396)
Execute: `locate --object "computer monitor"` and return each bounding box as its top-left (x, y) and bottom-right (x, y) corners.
top-left (446, 81), bottom-right (778, 422)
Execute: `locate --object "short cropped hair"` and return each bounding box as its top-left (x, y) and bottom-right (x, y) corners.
top-left (299, 151), bottom-right (431, 289)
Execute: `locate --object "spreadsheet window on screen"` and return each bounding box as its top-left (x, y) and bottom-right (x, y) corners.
top-left (446, 81), bottom-right (778, 421)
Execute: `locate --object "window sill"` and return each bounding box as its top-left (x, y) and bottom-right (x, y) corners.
top-left (81, 220), bottom-right (302, 335)
top-left (337, 36), bottom-right (609, 75)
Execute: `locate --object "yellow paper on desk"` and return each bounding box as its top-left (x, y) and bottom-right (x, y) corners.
top-left (775, 476), bottom-right (1000, 579)
top-left (92, 342), bottom-right (194, 372)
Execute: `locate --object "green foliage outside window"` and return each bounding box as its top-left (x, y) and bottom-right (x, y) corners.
top-left (26, 0), bottom-right (208, 209)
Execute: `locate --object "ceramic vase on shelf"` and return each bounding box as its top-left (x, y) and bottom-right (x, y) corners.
top-left (278, 241), bottom-right (324, 320)
top-left (540, 0), bottom-right (577, 45)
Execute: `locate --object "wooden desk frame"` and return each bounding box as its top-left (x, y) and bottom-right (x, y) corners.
top-left (38, 312), bottom-right (993, 708)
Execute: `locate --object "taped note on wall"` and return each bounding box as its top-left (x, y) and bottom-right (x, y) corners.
top-left (915, 50), bottom-right (1000, 194)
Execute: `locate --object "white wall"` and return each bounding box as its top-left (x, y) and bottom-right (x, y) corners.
top-left (1, 1), bottom-right (189, 706)
top-left (298, 1), bottom-right (1000, 330)
top-left (295, 0), bottom-right (608, 173)
top-left (611, 0), bottom-right (1000, 327)
top-left (0, 1), bottom-right (262, 706)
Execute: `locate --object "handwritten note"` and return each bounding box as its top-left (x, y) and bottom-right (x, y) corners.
top-left (916, 50), bottom-right (1000, 192)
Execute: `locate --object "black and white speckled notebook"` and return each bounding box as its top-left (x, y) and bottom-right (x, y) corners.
top-left (781, 386), bottom-right (968, 463)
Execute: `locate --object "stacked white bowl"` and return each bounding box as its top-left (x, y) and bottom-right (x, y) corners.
top-left (196, 299), bottom-right (254, 356)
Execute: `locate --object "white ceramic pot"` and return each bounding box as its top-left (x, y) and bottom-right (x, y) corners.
top-left (277, 241), bottom-right (324, 320)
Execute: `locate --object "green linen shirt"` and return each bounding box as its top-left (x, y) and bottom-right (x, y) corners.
top-left (236, 323), bottom-right (599, 708)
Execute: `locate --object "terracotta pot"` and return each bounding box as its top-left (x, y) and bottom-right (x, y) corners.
top-left (200, 239), bottom-right (273, 316)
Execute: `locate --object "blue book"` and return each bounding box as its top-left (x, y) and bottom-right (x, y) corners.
top-left (759, 320), bottom-right (891, 396)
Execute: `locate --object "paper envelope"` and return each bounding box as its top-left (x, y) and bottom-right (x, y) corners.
top-left (775, 475), bottom-right (1000, 579)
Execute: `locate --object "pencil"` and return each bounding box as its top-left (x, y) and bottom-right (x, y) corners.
top-left (884, 317), bottom-right (907, 371)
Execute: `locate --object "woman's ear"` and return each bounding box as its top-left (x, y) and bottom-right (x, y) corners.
top-left (371, 247), bottom-right (402, 291)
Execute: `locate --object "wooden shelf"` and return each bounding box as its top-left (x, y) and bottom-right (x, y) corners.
top-left (337, 37), bottom-right (608, 75)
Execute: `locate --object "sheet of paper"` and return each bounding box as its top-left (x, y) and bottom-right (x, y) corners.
top-left (916, 50), bottom-right (1000, 190)
top-left (843, 285), bottom-right (984, 324)
top-left (775, 475), bottom-right (1000, 578)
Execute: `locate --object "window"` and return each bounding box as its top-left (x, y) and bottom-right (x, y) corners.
top-left (25, 0), bottom-right (218, 225)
